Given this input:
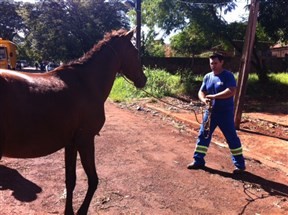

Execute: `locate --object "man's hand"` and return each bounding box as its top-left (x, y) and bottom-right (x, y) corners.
top-left (205, 87), bottom-right (236, 100)
top-left (205, 94), bottom-right (216, 100)
top-left (198, 91), bottom-right (210, 105)
top-left (203, 98), bottom-right (212, 105)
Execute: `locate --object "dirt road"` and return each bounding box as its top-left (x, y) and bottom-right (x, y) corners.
top-left (0, 101), bottom-right (287, 215)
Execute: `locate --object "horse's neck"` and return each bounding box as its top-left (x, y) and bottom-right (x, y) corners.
top-left (85, 53), bottom-right (120, 101)
top-left (96, 67), bottom-right (117, 101)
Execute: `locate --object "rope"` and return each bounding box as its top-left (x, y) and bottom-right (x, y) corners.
top-left (108, 45), bottom-right (211, 139)
top-left (203, 100), bottom-right (213, 139)
top-left (120, 74), bottom-right (214, 138)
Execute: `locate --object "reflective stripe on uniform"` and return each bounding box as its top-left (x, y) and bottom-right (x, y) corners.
top-left (195, 145), bottom-right (208, 154)
top-left (230, 147), bottom-right (243, 156)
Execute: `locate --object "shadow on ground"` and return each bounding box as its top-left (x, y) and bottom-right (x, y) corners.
top-left (0, 165), bottom-right (42, 202)
top-left (200, 166), bottom-right (288, 215)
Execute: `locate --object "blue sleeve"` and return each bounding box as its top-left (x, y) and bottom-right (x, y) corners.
top-left (200, 74), bottom-right (208, 92)
top-left (225, 72), bottom-right (237, 88)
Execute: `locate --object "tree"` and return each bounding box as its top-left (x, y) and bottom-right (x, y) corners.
top-left (141, 0), bottom-right (245, 58)
top-left (170, 22), bottom-right (219, 57)
top-left (19, 0), bottom-right (130, 62)
top-left (141, 0), bottom-right (288, 79)
top-left (142, 0), bottom-right (236, 37)
top-left (141, 29), bottom-right (166, 57)
top-left (0, 1), bottom-right (25, 40)
top-left (258, 0), bottom-right (288, 42)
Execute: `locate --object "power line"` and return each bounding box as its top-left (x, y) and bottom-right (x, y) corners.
top-left (175, 0), bottom-right (231, 5)
top-left (174, 0), bottom-right (248, 6)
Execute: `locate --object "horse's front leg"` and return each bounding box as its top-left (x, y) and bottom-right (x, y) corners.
top-left (64, 143), bottom-right (77, 215)
top-left (76, 134), bottom-right (98, 215)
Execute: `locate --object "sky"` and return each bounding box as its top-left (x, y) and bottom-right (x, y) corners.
top-left (221, 1), bottom-right (249, 23)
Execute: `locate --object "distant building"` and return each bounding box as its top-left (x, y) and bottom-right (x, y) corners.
top-left (270, 44), bottom-right (288, 58)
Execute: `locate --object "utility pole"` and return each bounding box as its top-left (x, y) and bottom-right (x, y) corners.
top-left (124, 0), bottom-right (141, 57)
top-left (234, 0), bottom-right (259, 129)
top-left (136, 0), bottom-right (141, 56)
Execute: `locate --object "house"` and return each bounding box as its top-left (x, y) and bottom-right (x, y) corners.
top-left (270, 44), bottom-right (288, 58)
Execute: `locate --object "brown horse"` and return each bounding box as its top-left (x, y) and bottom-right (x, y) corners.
top-left (0, 29), bottom-right (146, 214)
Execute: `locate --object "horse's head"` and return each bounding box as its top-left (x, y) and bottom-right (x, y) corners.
top-left (111, 29), bottom-right (147, 88)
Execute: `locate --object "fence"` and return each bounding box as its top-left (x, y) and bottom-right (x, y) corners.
top-left (142, 56), bottom-right (288, 74)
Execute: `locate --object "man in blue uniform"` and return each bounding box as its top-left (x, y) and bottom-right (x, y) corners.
top-left (187, 53), bottom-right (246, 173)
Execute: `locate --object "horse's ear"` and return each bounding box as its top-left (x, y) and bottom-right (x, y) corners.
top-left (125, 29), bottom-right (135, 40)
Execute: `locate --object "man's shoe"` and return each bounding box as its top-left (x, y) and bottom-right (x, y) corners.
top-left (187, 162), bottom-right (205, 170)
top-left (233, 167), bottom-right (246, 174)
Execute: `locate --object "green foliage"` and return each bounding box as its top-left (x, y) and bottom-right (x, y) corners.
top-left (256, 24), bottom-right (272, 42)
top-left (142, 0), bottom-right (236, 37)
top-left (245, 73), bottom-right (288, 101)
top-left (113, 70), bottom-right (288, 103)
top-left (269, 72), bottom-right (288, 85)
top-left (110, 69), bottom-right (288, 103)
top-left (178, 70), bottom-right (203, 97)
top-left (143, 36), bottom-right (166, 57)
top-left (145, 68), bottom-right (185, 96)
top-left (109, 75), bottom-right (141, 102)
top-left (18, 0), bottom-right (129, 62)
top-left (142, 0), bottom-right (166, 29)
top-left (109, 68), bottom-right (185, 101)
top-left (142, 0), bottom-right (243, 57)
top-left (0, 1), bottom-right (24, 40)
top-left (170, 23), bottom-right (218, 57)
top-left (184, 72), bottom-right (288, 102)
top-left (141, 0), bottom-right (287, 81)
top-left (149, 41), bottom-right (166, 57)
top-left (259, 0), bottom-right (288, 42)
top-left (142, 0), bottom-right (287, 46)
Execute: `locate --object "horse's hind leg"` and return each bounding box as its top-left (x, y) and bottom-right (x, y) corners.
top-left (64, 143), bottom-right (77, 215)
top-left (77, 136), bottom-right (98, 215)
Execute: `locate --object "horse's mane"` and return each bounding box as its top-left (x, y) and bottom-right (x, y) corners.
top-left (64, 29), bottom-right (128, 68)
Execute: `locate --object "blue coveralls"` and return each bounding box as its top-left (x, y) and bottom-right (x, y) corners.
top-left (193, 70), bottom-right (245, 169)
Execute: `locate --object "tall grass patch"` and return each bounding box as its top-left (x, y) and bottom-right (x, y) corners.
top-left (243, 73), bottom-right (288, 101)
top-left (269, 72), bottom-right (288, 85)
top-left (179, 70), bottom-right (203, 98)
top-left (109, 68), bottom-right (185, 102)
top-left (110, 70), bottom-right (288, 102)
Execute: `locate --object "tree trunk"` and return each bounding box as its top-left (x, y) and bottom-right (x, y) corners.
top-left (251, 47), bottom-right (269, 82)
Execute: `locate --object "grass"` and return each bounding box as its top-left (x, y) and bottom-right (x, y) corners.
top-left (268, 72), bottom-right (288, 84)
top-left (109, 69), bottom-right (288, 102)
top-left (109, 68), bottom-right (185, 102)
top-left (243, 72), bottom-right (288, 101)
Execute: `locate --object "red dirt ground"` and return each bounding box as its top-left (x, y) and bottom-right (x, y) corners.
top-left (0, 100), bottom-right (287, 215)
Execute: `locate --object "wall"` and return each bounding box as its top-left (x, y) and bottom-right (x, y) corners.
top-left (142, 57), bottom-right (288, 74)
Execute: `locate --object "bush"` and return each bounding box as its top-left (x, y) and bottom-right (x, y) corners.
top-left (110, 69), bottom-right (288, 103)
top-left (109, 68), bottom-right (185, 102)
top-left (179, 69), bottom-right (203, 98)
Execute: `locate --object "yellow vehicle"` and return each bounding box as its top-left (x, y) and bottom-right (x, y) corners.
top-left (0, 38), bottom-right (17, 70)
